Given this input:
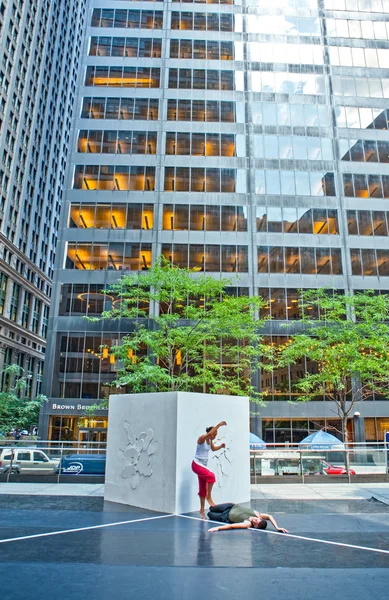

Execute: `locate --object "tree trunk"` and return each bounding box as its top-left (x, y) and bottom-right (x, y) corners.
top-left (341, 415), bottom-right (351, 475)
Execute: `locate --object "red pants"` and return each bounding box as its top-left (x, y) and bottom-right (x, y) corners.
top-left (191, 460), bottom-right (216, 498)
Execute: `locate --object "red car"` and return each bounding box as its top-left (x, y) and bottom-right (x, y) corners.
top-left (322, 461), bottom-right (356, 475)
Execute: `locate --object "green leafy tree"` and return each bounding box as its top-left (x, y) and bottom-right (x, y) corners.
top-left (0, 365), bottom-right (47, 435)
top-left (277, 289), bottom-right (389, 470)
top-left (88, 256), bottom-right (271, 408)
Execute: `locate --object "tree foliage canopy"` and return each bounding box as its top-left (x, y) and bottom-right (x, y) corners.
top-left (0, 365), bottom-right (47, 434)
top-left (276, 289), bottom-right (389, 442)
top-left (90, 256), bottom-right (271, 403)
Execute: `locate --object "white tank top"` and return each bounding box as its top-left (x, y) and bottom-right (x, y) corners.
top-left (194, 440), bottom-right (210, 467)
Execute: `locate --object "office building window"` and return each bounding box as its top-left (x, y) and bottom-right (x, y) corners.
top-left (339, 139), bottom-right (389, 163)
top-left (167, 99), bottom-right (235, 122)
top-left (85, 66), bottom-right (160, 88)
top-left (81, 97), bottom-right (159, 120)
top-left (0, 272), bottom-right (8, 315)
top-left (256, 207), bottom-right (338, 234)
top-left (9, 282), bottom-right (20, 321)
top-left (335, 107), bottom-right (388, 130)
top-left (66, 243), bottom-right (152, 271)
top-left (258, 247), bottom-right (343, 275)
top-left (77, 130), bottom-right (157, 154)
top-left (164, 167), bottom-right (239, 193)
top-left (89, 37), bottom-right (162, 58)
top-left (165, 133), bottom-right (235, 156)
top-left (350, 249), bottom-right (389, 277)
top-left (161, 244), bottom-right (248, 272)
top-left (171, 12), bottom-right (234, 31)
top-left (170, 39), bottom-right (233, 60)
top-left (91, 9), bottom-right (163, 29)
top-left (168, 69), bottom-right (235, 90)
top-left (343, 173), bottom-right (389, 198)
top-left (73, 166), bottom-right (155, 191)
top-left (255, 171), bottom-right (336, 196)
top-left (69, 203), bottom-right (154, 230)
top-left (163, 205), bottom-right (247, 231)
top-left (347, 211), bottom-right (389, 237)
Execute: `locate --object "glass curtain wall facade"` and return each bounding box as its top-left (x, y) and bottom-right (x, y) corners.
top-left (0, 1), bottom-right (86, 402)
top-left (41, 0), bottom-right (389, 443)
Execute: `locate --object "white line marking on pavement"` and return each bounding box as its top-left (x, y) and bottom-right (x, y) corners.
top-left (178, 514), bottom-right (389, 556)
top-left (0, 513), bottom-right (174, 545)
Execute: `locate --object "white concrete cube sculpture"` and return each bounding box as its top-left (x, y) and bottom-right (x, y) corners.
top-left (104, 391), bottom-right (250, 514)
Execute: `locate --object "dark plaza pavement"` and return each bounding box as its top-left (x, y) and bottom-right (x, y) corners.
top-left (0, 494), bottom-right (389, 600)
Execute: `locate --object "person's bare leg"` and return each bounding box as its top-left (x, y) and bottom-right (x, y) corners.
top-left (199, 496), bottom-right (206, 519)
top-left (206, 482), bottom-right (215, 507)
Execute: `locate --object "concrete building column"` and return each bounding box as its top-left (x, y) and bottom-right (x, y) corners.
top-left (353, 414), bottom-right (365, 444)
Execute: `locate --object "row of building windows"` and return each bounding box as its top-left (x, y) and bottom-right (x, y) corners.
top-left (329, 46), bottom-right (389, 70)
top-left (324, 0), bottom-right (388, 13)
top-left (84, 68), bottom-right (389, 97)
top-left (167, 99), bottom-right (235, 122)
top-left (73, 166), bottom-right (155, 191)
top-left (80, 97), bottom-right (236, 123)
top-left (91, 9), bottom-right (163, 30)
top-left (0, 271), bottom-right (48, 337)
top-left (162, 204), bottom-right (247, 230)
top-left (85, 66), bottom-right (160, 88)
top-left (64, 242), bottom-right (347, 275)
top-left (66, 243), bottom-right (152, 271)
top-left (68, 203), bottom-right (248, 231)
top-left (81, 97), bottom-right (159, 121)
top-left (336, 107), bottom-right (388, 130)
top-left (255, 171), bottom-right (335, 197)
top-left (256, 208), bottom-right (338, 235)
top-left (76, 130), bottom-right (238, 157)
top-left (168, 68), bottom-right (236, 90)
top-left (248, 42), bottom-right (324, 66)
top-left (332, 76), bottom-right (389, 99)
top-left (57, 284), bottom-right (247, 318)
top-left (72, 166), bottom-right (389, 199)
top-left (89, 36), bottom-right (162, 58)
top-left (326, 18), bottom-right (389, 40)
top-left (65, 243), bottom-right (248, 272)
top-left (339, 139), bottom-right (389, 164)
top-left (343, 173), bottom-right (389, 198)
top-left (254, 135), bottom-right (333, 161)
top-left (171, 12), bottom-right (234, 31)
top-left (71, 204), bottom-right (389, 237)
top-left (254, 74), bottom-right (389, 99)
top-left (348, 211), bottom-right (389, 237)
top-left (78, 102), bottom-right (387, 131)
top-left (170, 39), bottom-right (233, 60)
top-left (165, 132), bottom-right (236, 156)
top-left (252, 102), bottom-right (330, 129)
top-left (164, 168), bottom-right (238, 192)
top-left (351, 249), bottom-right (389, 277)
top-left (258, 246), bottom-right (342, 275)
top-left (77, 130), bottom-right (157, 155)
top-left (69, 203), bottom-right (154, 230)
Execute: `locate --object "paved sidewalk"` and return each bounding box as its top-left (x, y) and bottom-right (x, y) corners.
top-left (1, 482), bottom-right (389, 504)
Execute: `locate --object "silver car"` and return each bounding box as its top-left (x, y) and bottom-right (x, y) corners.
top-left (0, 449), bottom-right (60, 475)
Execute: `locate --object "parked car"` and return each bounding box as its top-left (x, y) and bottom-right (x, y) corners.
top-left (322, 461), bottom-right (356, 475)
top-left (59, 454), bottom-right (106, 475)
top-left (0, 449), bottom-right (60, 475)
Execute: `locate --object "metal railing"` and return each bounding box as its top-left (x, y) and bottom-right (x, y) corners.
top-left (250, 444), bottom-right (389, 484)
top-left (0, 440), bottom-right (388, 484)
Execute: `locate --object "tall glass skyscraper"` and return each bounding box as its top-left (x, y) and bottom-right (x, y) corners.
top-left (41, 0), bottom-right (389, 444)
top-left (0, 1), bottom-right (85, 402)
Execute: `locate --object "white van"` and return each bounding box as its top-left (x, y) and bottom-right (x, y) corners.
top-left (0, 449), bottom-right (59, 475)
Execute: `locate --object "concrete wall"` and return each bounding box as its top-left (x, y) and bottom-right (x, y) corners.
top-left (104, 392), bottom-right (250, 514)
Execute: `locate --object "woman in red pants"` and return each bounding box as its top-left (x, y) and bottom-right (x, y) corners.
top-left (191, 421), bottom-right (227, 519)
